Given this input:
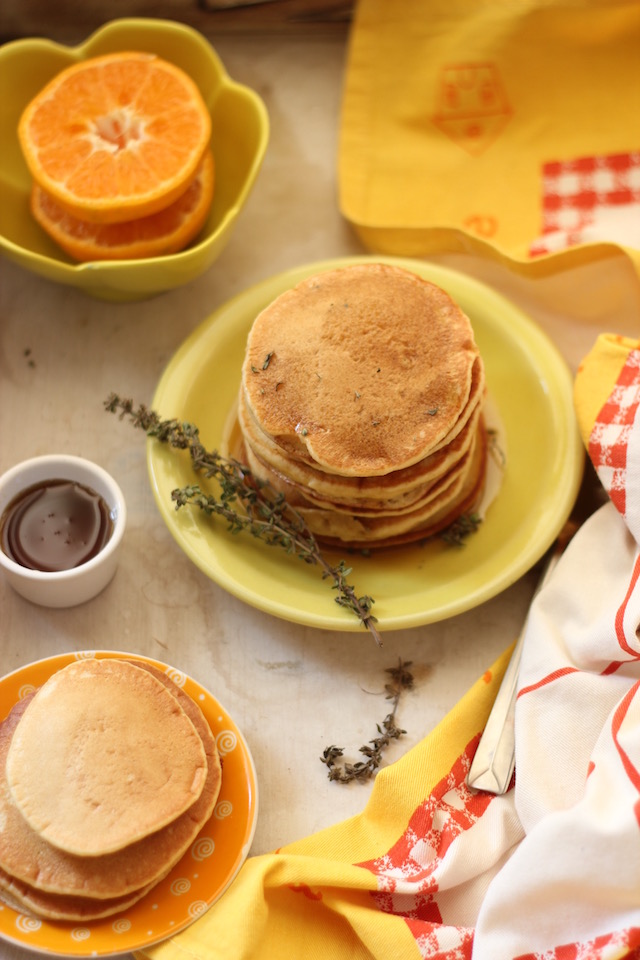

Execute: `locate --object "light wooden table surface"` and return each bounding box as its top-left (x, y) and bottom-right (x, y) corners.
top-left (1, 25), bottom-right (639, 960)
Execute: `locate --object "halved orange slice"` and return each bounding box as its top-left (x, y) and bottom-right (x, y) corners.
top-left (30, 150), bottom-right (215, 261)
top-left (19, 52), bottom-right (211, 225)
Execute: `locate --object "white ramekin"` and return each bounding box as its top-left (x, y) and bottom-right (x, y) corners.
top-left (0, 454), bottom-right (126, 607)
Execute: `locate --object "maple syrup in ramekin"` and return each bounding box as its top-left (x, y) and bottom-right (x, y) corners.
top-left (0, 479), bottom-right (113, 572)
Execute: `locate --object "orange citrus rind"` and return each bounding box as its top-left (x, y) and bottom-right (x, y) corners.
top-left (18, 51), bottom-right (212, 225)
top-left (31, 150), bottom-right (215, 262)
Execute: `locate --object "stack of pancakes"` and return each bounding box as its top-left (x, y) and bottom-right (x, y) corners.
top-left (0, 658), bottom-right (221, 921)
top-left (238, 263), bottom-right (487, 548)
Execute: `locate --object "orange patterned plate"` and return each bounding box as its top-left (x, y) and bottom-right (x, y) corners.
top-left (0, 650), bottom-right (259, 957)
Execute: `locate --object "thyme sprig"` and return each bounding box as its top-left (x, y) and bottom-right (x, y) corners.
top-left (321, 659), bottom-right (414, 783)
top-left (104, 394), bottom-right (381, 645)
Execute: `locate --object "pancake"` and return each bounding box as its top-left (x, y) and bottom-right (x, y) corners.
top-left (239, 401), bottom-right (475, 507)
top-left (0, 866), bottom-right (157, 922)
top-left (241, 263), bottom-right (480, 477)
top-left (236, 262), bottom-right (489, 549)
top-left (236, 355), bottom-right (485, 503)
top-left (315, 423), bottom-right (488, 549)
top-left (242, 430), bottom-right (476, 518)
top-left (0, 661), bottom-right (221, 901)
top-left (290, 421), bottom-right (487, 546)
top-left (5, 658), bottom-right (208, 857)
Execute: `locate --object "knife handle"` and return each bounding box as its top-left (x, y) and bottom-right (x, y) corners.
top-left (466, 547), bottom-right (562, 794)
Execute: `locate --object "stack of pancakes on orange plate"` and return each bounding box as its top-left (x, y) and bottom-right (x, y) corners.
top-left (238, 262), bottom-right (487, 548)
top-left (0, 657), bottom-right (221, 921)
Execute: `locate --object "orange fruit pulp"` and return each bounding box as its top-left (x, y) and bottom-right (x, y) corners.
top-left (30, 149), bottom-right (215, 262)
top-left (19, 51), bottom-right (212, 225)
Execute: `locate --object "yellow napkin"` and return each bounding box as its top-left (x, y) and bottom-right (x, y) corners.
top-left (339, 0), bottom-right (640, 279)
top-left (137, 648), bottom-right (513, 960)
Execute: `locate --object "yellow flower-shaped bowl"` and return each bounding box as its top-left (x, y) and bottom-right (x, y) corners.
top-left (0, 18), bottom-right (269, 301)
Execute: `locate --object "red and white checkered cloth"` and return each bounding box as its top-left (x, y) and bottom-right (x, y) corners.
top-left (530, 152), bottom-right (640, 257)
top-left (471, 498), bottom-right (640, 958)
top-left (588, 348), bottom-right (640, 523)
top-left (471, 339), bottom-right (640, 957)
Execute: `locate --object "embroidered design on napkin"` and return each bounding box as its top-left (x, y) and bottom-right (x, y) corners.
top-left (530, 152), bottom-right (640, 256)
top-left (432, 63), bottom-right (511, 156)
top-left (588, 348), bottom-right (640, 520)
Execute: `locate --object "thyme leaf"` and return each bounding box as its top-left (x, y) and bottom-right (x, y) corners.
top-left (320, 659), bottom-right (414, 783)
top-left (104, 394), bottom-right (381, 645)
top-left (438, 512), bottom-right (482, 547)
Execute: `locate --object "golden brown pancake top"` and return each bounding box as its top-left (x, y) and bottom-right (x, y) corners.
top-left (0, 661), bottom-right (221, 902)
top-left (5, 659), bottom-right (208, 857)
top-left (241, 263), bottom-right (480, 477)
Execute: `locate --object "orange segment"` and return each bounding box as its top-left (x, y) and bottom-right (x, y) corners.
top-left (19, 52), bottom-right (211, 224)
top-left (30, 150), bottom-right (215, 262)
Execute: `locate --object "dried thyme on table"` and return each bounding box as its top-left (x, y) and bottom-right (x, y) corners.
top-left (104, 394), bottom-right (381, 645)
top-left (321, 659), bottom-right (414, 783)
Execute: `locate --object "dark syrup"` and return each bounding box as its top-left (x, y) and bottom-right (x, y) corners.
top-left (0, 479), bottom-right (113, 572)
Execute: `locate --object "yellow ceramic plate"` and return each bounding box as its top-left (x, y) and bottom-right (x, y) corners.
top-left (0, 651), bottom-right (258, 957)
top-left (148, 255), bottom-right (584, 633)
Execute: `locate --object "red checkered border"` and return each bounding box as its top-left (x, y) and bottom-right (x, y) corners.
top-left (589, 349), bottom-right (640, 517)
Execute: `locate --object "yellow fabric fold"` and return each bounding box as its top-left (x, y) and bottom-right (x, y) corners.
top-left (339, 0), bottom-right (640, 280)
top-left (574, 333), bottom-right (640, 447)
top-left (136, 648), bottom-right (512, 960)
